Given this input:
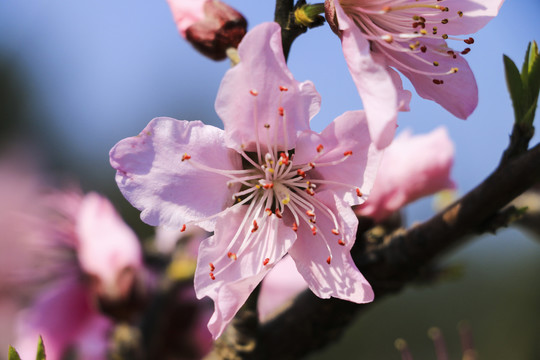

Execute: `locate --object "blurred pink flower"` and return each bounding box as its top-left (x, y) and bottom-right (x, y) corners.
top-left (110, 22), bottom-right (382, 338)
top-left (167, 0), bottom-right (247, 60)
top-left (325, 0), bottom-right (503, 147)
top-left (355, 127), bottom-right (455, 222)
top-left (14, 192), bottom-right (142, 360)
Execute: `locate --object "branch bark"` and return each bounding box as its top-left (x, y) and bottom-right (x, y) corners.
top-left (208, 142), bottom-right (540, 359)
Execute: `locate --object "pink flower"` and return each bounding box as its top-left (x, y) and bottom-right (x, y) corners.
top-left (167, 0), bottom-right (247, 60)
top-left (325, 0), bottom-right (503, 147)
top-left (110, 22), bottom-right (382, 338)
top-left (355, 127), bottom-right (455, 222)
top-left (15, 192), bottom-right (142, 360)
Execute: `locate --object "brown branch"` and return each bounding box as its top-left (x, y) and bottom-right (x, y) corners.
top-left (274, 0), bottom-right (307, 60)
top-left (207, 142), bottom-right (540, 360)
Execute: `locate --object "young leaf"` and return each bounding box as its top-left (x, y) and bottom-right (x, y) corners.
top-left (504, 54), bottom-right (525, 123)
top-left (36, 336), bottom-right (46, 360)
top-left (8, 346), bottom-right (22, 360)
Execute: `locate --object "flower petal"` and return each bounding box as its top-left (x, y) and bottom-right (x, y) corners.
top-left (215, 22), bottom-right (321, 151)
top-left (288, 192), bottom-right (373, 303)
top-left (294, 110), bottom-right (383, 206)
top-left (76, 192), bottom-right (142, 299)
top-left (429, 0), bottom-right (504, 35)
top-left (382, 38), bottom-right (478, 119)
top-left (194, 205), bottom-right (296, 338)
top-left (334, 2), bottom-right (399, 149)
top-left (356, 127), bottom-right (455, 221)
top-left (167, 0), bottom-right (206, 38)
top-left (110, 117), bottom-right (242, 231)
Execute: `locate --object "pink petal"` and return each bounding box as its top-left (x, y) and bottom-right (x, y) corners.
top-left (110, 117), bottom-right (242, 231)
top-left (293, 110), bottom-right (383, 206)
top-left (430, 0), bottom-right (504, 35)
top-left (215, 22), bottom-right (321, 151)
top-left (334, 2), bottom-right (399, 149)
top-left (383, 38), bottom-right (478, 119)
top-left (16, 279), bottom-right (107, 360)
top-left (76, 192), bottom-right (142, 300)
top-left (194, 205), bottom-right (296, 338)
top-left (355, 127), bottom-right (455, 222)
top-left (258, 255), bottom-right (307, 321)
top-left (167, 0), bottom-right (206, 38)
top-left (288, 192), bottom-right (373, 303)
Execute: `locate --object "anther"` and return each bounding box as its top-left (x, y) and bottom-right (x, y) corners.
top-left (457, 11), bottom-right (463, 17)
top-left (343, 150), bottom-right (353, 156)
top-left (461, 48), bottom-right (471, 55)
top-left (316, 144), bottom-right (324, 153)
top-left (420, 45), bottom-right (427, 53)
top-left (433, 79), bottom-right (444, 85)
top-left (451, 67), bottom-right (459, 73)
top-left (382, 34), bottom-right (393, 43)
top-left (338, 239), bottom-right (346, 246)
top-left (442, 34), bottom-right (448, 39)
top-left (265, 208), bottom-right (273, 216)
top-left (326, 256), bottom-right (332, 265)
top-left (275, 208), bottom-right (283, 218)
top-left (279, 86), bottom-right (288, 92)
top-left (297, 169), bottom-right (306, 178)
top-left (308, 162), bottom-right (315, 168)
top-left (292, 222), bottom-right (298, 232)
top-left (306, 210), bottom-right (315, 217)
top-left (332, 229), bottom-right (340, 235)
top-left (209, 263), bottom-right (215, 271)
top-left (464, 37), bottom-right (474, 44)
top-left (249, 89), bottom-right (258, 96)
top-left (263, 258), bottom-right (270, 266)
top-left (420, 29), bottom-right (427, 35)
top-left (441, 19), bottom-right (448, 24)
top-left (311, 226), bottom-right (317, 235)
top-left (306, 188), bottom-right (315, 196)
top-left (181, 153), bottom-right (191, 161)
top-left (251, 220), bottom-right (259, 233)
top-left (228, 252), bottom-right (237, 260)
top-left (263, 183), bottom-right (274, 189)
top-left (278, 107), bottom-right (284, 116)
top-left (210, 272), bottom-right (216, 280)
top-left (356, 188), bottom-right (363, 197)
top-left (433, 61), bottom-right (439, 66)
top-left (180, 224), bottom-right (186, 232)
top-left (264, 124), bottom-right (270, 129)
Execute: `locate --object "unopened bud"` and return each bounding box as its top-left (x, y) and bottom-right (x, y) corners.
top-left (168, 0), bottom-right (247, 61)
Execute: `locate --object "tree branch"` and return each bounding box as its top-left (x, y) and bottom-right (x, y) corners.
top-left (212, 142), bottom-right (540, 359)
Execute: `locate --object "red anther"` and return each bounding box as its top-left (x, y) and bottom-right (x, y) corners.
top-left (343, 150), bottom-right (353, 156)
top-left (306, 210), bottom-right (315, 217)
top-left (210, 272), bottom-right (216, 280)
top-left (338, 239), bottom-right (346, 246)
top-left (274, 208), bottom-right (283, 218)
top-left (263, 183), bottom-right (274, 189)
top-left (461, 48), bottom-right (471, 55)
top-left (265, 208), bottom-right (273, 216)
top-left (251, 220), bottom-right (259, 233)
top-left (308, 162), bottom-right (315, 168)
top-left (316, 144), bottom-right (324, 153)
top-left (464, 37), bottom-right (474, 44)
top-left (181, 153), bottom-right (191, 161)
top-left (228, 252), bottom-right (237, 260)
top-left (292, 222), bottom-right (298, 232)
top-left (311, 226), bottom-right (317, 235)
top-left (279, 86), bottom-right (288, 92)
top-left (279, 152), bottom-right (289, 165)
top-left (263, 258), bottom-right (270, 266)
top-left (250, 89), bottom-right (258, 96)
top-left (382, 5), bottom-right (391, 12)
top-left (180, 224), bottom-right (186, 232)
top-left (306, 188), bottom-right (315, 196)
top-left (209, 262), bottom-right (215, 271)
top-left (332, 229), bottom-right (340, 235)
top-left (326, 256), bottom-right (332, 265)
top-left (278, 107), bottom-right (284, 116)
top-left (356, 188), bottom-right (363, 197)
top-left (297, 169), bottom-right (306, 178)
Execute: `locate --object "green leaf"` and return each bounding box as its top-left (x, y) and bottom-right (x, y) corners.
top-left (504, 54), bottom-right (525, 122)
top-left (8, 346), bottom-right (22, 360)
top-left (521, 42), bottom-right (531, 88)
top-left (36, 336), bottom-right (46, 360)
top-left (527, 41), bottom-right (540, 118)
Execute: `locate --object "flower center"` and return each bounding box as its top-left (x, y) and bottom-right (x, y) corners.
top-left (340, 0), bottom-right (473, 84)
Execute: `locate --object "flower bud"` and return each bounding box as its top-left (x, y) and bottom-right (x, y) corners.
top-left (168, 0), bottom-right (247, 61)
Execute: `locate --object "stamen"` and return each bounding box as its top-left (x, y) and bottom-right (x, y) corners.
top-left (338, 239), bottom-right (346, 246)
top-left (180, 224), bottom-right (186, 232)
top-left (209, 272), bottom-right (216, 280)
top-left (263, 258), bottom-right (270, 266)
top-left (181, 153), bottom-right (191, 161)
top-left (228, 252), bottom-right (237, 260)
top-left (209, 262), bottom-right (215, 271)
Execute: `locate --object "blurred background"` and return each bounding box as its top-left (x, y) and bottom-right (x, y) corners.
top-left (1, 1), bottom-right (539, 359)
